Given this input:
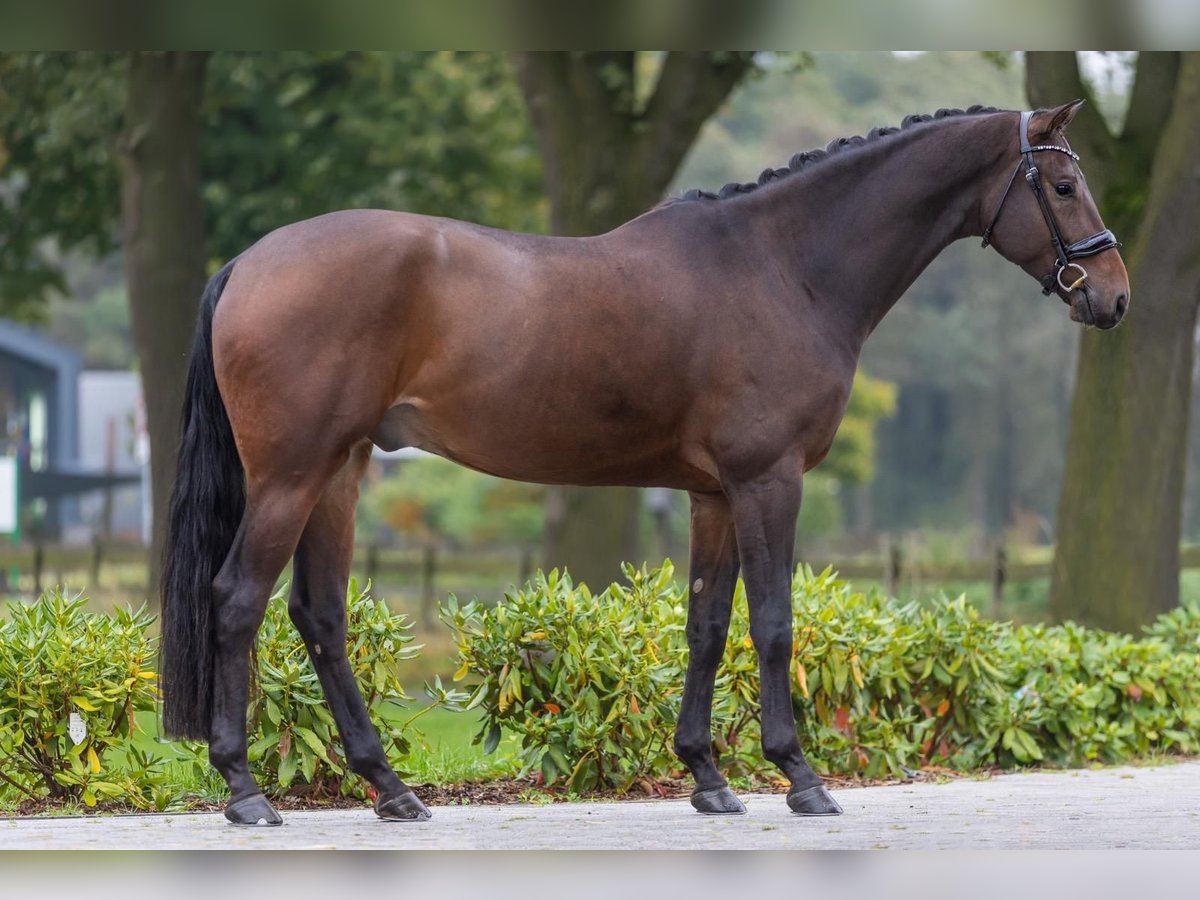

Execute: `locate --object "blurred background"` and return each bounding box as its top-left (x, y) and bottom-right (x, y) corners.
top-left (0, 50), bottom-right (1197, 672)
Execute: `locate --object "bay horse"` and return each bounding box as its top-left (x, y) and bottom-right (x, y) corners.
top-left (161, 101), bottom-right (1128, 825)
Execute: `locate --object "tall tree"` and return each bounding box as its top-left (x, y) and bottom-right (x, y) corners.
top-left (120, 52), bottom-right (210, 587)
top-left (512, 51), bottom-right (755, 588)
top-left (1027, 52), bottom-right (1200, 631)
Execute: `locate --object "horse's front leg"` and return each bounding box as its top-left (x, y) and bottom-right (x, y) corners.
top-left (727, 465), bottom-right (843, 816)
top-left (674, 491), bottom-right (744, 814)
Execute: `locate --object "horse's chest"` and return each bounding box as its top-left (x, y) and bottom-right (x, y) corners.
top-left (715, 354), bottom-right (855, 471)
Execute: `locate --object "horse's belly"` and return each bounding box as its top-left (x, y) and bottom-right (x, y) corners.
top-left (370, 399), bottom-right (712, 490)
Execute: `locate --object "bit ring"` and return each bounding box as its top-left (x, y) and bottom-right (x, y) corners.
top-left (1057, 262), bottom-right (1088, 293)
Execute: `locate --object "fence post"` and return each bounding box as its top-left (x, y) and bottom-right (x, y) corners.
top-left (90, 535), bottom-right (104, 589)
top-left (991, 541), bottom-right (1007, 615)
top-left (420, 544), bottom-right (437, 630)
top-left (365, 541), bottom-right (379, 587)
top-left (884, 537), bottom-right (903, 598)
top-left (518, 546), bottom-right (533, 587)
top-left (33, 541), bottom-right (44, 596)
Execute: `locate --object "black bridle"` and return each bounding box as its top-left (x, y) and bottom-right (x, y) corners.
top-left (981, 110), bottom-right (1120, 296)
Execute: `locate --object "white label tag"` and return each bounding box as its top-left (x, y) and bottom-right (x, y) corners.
top-left (68, 712), bottom-right (87, 745)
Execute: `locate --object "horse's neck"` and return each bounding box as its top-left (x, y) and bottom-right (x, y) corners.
top-left (746, 115), bottom-right (1010, 346)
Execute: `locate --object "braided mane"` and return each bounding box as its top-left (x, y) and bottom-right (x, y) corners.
top-left (671, 105), bottom-right (1003, 204)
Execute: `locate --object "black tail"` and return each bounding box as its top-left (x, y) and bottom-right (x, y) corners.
top-left (160, 259), bottom-right (243, 740)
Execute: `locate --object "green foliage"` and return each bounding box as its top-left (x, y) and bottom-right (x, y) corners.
top-left (1142, 599), bottom-right (1200, 654)
top-left (0, 582), bottom-right (435, 809)
top-left (821, 371), bottom-right (897, 485)
top-left (364, 456), bottom-right (544, 548)
top-left (242, 579), bottom-right (421, 799)
top-left (442, 565), bottom-right (690, 791)
top-left (988, 623), bottom-right (1198, 764)
top-left (796, 473), bottom-right (844, 538)
top-left (203, 51), bottom-right (545, 260)
top-left (0, 590), bottom-right (169, 808)
top-left (445, 562), bottom-right (1200, 791)
top-left (3, 576), bottom-right (1197, 809)
top-left (0, 52), bottom-right (124, 315)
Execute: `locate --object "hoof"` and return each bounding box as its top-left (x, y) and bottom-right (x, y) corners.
top-left (787, 783), bottom-right (843, 816)
top-left (375, 789), bottom-right (432, 822)
top-left (690, 785), bottom-right (747, 816)
top-left (225, 793), bottom-right (282, 826)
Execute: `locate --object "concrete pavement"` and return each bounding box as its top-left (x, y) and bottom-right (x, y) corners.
top-left (3, 761), bottom-right (1198, 849)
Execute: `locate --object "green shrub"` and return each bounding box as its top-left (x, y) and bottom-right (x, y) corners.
top-left (998, 622), bottom-right (1200, 765)
top-left (0, 591), bottom-right (168, 808)
top-left (243, 579), bottom-right (422, 799)
top-left (786, 571), bottom-right (1011, 776)
top-left (445, 562), bottom-right (1200, 791)
top-left (0, 581), bottom-right (431, 809)
top-left (1143, 599), bottom-right (1200, 654)
top-left (442, 565), bottom-right (691, 791)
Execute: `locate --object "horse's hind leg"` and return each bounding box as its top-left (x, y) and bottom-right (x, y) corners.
top-left (286, 439), bottom-right (430, 821)
top-left (209, 474), bottom-right (329, 826)
top-left (674, 491), bottom-right (745, 815)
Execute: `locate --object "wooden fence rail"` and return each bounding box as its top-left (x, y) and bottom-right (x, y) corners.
top-left (4, 540), bottom-right (1200, 606)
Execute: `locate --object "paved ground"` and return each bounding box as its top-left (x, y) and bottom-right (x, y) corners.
top-left (3, 762), bottom-right (1198, 849)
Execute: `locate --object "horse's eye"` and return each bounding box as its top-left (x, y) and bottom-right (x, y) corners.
top-left (1055, 182), bottom-right (1074, 197)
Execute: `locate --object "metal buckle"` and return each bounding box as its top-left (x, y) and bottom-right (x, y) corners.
top-left (1057, 262), bottom-right (1088, 293)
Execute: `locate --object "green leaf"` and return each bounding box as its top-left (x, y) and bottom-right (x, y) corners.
top-left (1015, 729), bottom-right (1043, 761)
top-left (483, 721), bottom-right (502, 755)
top-left (1002, 728), bottom-right (1017, 752)
top-left (547, 744), bottom-right (570, 775)
top-left (294, 726), bottom-right (333, 763)
top-left (464, 682), bottom-right (487, 712)
top-left (278, 750), bottom-right (298, 788)
top-left (540, 751), bottom-right (558, 784)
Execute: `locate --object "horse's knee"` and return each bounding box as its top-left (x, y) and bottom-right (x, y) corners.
top-left (686, 616), bottom-right (729, 650)
top-left (749, 626), bottom-right (792, 669)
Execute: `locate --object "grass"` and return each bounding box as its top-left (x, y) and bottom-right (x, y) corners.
top-left (381, 704), bottom-right (523, 784)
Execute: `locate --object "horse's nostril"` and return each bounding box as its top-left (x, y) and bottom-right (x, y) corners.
top-left (1115, 293), bottom-right (1128, 318)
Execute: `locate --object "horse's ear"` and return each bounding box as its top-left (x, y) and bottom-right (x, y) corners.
top-left (1030, 99), bottom-right (1086, 139)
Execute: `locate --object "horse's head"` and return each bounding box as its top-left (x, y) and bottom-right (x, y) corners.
top-left (981, 100), bottom-right (1130, 330)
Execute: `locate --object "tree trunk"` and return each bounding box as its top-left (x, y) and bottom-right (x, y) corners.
top-left (119, 52), bottom-right (210, 597)
top-left (1028, 52), bottom-right (1200, 631)
top-left (512, 52), bottom-right (752, 589)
